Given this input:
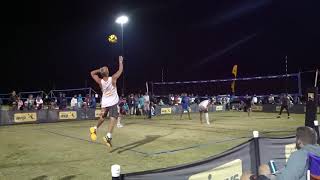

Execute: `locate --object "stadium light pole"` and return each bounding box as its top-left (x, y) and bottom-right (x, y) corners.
top-left (115, 15), bottom-right (128, 96)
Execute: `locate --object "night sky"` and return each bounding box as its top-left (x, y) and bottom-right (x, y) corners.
top-left (1, 0), bottom-right (320, 94)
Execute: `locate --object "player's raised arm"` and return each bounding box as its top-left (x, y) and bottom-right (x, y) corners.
top-left (112, 56), bottom-right (124, 83)
top-left (90, 68), bottom-right (102, 85)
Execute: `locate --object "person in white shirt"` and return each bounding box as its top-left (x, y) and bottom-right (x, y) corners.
top-left (143, 92), bottom-right (150, 118)
top-left (89, 56), bottom-right (123, 150)
top-left (35, 96), bottom-right (43, 110)
top-left (70, 95), bottom-right (77, 109)
top-left (199, 99), bottom-right (213, 125)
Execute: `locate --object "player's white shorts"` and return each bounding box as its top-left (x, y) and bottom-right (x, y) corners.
top-left (199, 105), bottom-right (207, 112)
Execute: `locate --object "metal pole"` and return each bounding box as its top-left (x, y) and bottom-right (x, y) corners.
top-left (298, 72), bottom-right (302, 96)
top-left (315, 69), bottom-right (319, 88)
top-left (121, 23), bottom-right (125, 96)
top-left (285, 56), bottom-right (288, 94)
top-left (161, 68), bottom-right (164, 82)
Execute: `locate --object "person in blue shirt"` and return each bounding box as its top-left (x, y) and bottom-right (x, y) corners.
top-left (138, 95), bottom-right (145, 115)
top-left (89, 95), bottom-right (96, 108)
top-left (77, 94), bottom-right (83, 108)
top-left (180, 93), bottom-right (191, 120)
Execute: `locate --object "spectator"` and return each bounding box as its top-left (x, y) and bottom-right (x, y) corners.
top-left (252, 94), bottom-right (258, 104)
top-left (138, 94), bottom-right (144, 115)
top-left (128, 94), bottom-right (135, 115)
top-left (57, 93), bottom-right (63, 109)
top-left (84, 94), bottom-right (90, 108)
top-left (9, 91), bottom-right (18, 110)
top-left (275, 126), bottom-right (320, 180)
top-left (25, 94), bottom-right (35, 110)
top-left (143, 92), bottom-right (150, 118)
top-left (77, 94), bottom-right (83, 108)
top-left (158, 99), bottom-right (164, 106)
top-left (35, 95), bottom-right (43, 110)
top-left (17, 96), bottom-right (24, 110)
top-left (89, 95), bottom-right (96, 108)
top-left (61, 93), bottom-right (67, 109)
top-left (70, 95), bottom-right (77, 109)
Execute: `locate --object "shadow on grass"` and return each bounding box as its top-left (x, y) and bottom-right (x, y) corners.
top-left (31, 175), bottom-right (77, 180)
top-left (31, 175), bottom-right (48, 180)
top-left (111, 135), bottom-right (162, 154)
top-left (0, 159), bottom-right (90, 169)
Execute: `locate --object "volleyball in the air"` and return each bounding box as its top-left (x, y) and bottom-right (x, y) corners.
top-left (108, 34), bottom-right (117, 43)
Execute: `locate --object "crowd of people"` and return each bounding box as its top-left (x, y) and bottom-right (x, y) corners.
top-left (6, 91), bottom-right (97, 111)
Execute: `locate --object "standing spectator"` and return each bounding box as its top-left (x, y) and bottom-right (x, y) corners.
top-left (77, 94), bottom-right (83, 108)
top-left (61, 93), bottom-right (67, 109)
top-left (128, 94), bottom-right (135, 115)
top-left (57, 93), bottom-right (63, 109)
top-left (9, 91), bottom-right (18, 110)
top-left (84, 94), bottom-right (90, 109)
top-left (26, 94), bottom-right (35, 110)
top-left (17, 96), bottom-right (24, 110)
top-left (138, 94), bottom-right (144, 115)
top-left (143, 92), bottom-right (150, 118)
top-left (35, 96), bottom-right (43, 110)
top-left (70, 95), bottom-right (77, 109)
top-left (89, 95), bottom-right (96, 108)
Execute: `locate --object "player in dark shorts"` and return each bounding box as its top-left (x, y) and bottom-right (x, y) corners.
top-left (180, 93), bottom-right (191, 120)
top-left (277, 93), bottom-right (291, 119)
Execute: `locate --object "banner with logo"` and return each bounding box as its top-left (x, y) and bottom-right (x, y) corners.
top-left (59, 111), bottom-right (77, 120)
top-left (14, 113), bottom-right (37, 123)
top-left (160, 108), bottom-right (172, 115)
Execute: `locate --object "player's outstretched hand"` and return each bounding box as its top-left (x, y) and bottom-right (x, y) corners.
top-left (119, 56), bottom-right (123, 63)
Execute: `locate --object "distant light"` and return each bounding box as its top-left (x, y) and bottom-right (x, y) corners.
top-left (115, 15), bottom-right (129, 24)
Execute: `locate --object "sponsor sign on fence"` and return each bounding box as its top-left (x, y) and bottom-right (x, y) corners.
top-left (215, 106), bottom-right (223, 111)
top-left (14, 113), bottom-right (37, 123)
top-left (59, 111), bottom-right (77, 120)
top-left (161, 108), bottom-right (172, 114)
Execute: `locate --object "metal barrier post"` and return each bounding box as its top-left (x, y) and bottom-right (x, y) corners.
top-left (111, 164), bottom-right (124, 180)
top-left (314, 120), bottom-right (320, 144)
top-left (253, 130), bottom-right (261, 174)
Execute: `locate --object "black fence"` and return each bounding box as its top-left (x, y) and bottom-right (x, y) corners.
top-left (122, 136), bottom-right (297, 180)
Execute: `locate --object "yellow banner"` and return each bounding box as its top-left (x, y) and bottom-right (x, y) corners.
top-left (252, 106), bottom-right (263, 111)
top-left (285, 143), bottom-right (297, 162)
top-left (14, 113), bottom-right (37, 123)
top-left (216, 106), bottom-right (223, 111)
top-left (161, 108), bottom-right (172, 114)
top-left (59, 111), bottom-right (77, 120)
top-left (95, 109), bottom-right (102, 118)
top-left (232, 65), bottom-right (238, 77)
top-left (189, 159), bottom-right (242, 180)
top-left (231, 80), bottom-right (235, 93)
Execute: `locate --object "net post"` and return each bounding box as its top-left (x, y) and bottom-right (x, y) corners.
top-left (253, 130), bottom-right (261, 174)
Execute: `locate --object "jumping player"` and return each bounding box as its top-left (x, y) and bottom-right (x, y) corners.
top-left (180, 93), bottom-right (191, 120)
top-left (199, 98), bottom-right (212, 125)
top-left (89, 56), bottom-right (123, 149)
